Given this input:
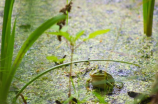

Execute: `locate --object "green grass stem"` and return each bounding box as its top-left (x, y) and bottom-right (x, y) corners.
top-left (146, 0), bottom-right (155, 37)
top-left (143, 0), bottom-right (155, 37)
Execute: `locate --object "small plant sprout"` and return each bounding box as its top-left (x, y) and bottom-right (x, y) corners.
top-left (46, 28), bottom-right (110, 103)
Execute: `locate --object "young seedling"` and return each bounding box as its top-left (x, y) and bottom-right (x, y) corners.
top-left (46, 28), bottom-right (110, 102)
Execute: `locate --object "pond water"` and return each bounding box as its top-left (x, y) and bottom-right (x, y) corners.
top-left (0, 0), bottom-right (158, 103)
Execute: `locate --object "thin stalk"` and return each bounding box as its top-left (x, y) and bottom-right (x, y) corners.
top-left (66, 0), bottom-right (73, 25)
top-left (146, 0), bottom-right (155, 37)
top-left (66, 0), bottom-right (69, 25)
top-left (63, 37), bottom-right (71, 49)
top-left (143, 0), bottom-right (148, 34)
top-left (74, 41), bottom-right (84, 50)
top-left (143, 0), bottom-right (155, 37)
top-left (68, 47), bottom-right (74, 104)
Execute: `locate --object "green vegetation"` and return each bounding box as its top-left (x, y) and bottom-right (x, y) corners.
top-left (47, 25), bottom-right (110, 103)
top-left (0, 0), bottom-right (66, 103)
top-left (143, 0), bottom-right (155, 37)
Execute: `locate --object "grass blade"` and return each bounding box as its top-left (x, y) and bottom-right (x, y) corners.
top-left (143, 0), bottom-right (148, 34)
top-left (92, 91), bottom-right (108, 104)
top-left (0, 0), bottom-right (15, 81)
top-left (0, 0), bottom-right (15, 102)
top-left (146, 0), bottom-right (155, 37)
top-left (47, 31), bottom-right (71, 42)
top-left (143, 0), bottom-right (155, 37)
top-left (74, 30), bottom-right (85, 42)
top-left (2, 14), bottom-right (66, 103)
top-left (3, 19), bottom-right (16, 83)
top-left (84, 29), bottom-right (110, 41)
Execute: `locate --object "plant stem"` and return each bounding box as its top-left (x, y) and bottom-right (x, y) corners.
top-left (66, 0), bottom-right (69, 25)
top-left (69, 46), bottom-right (74, 104)
top-left (143, 0), bottom-right (148, 34)
top-left (143, 0), bottom-right (155, 37)
top-left (75, 41), bottom-right (84, 50)
top-left (146, 0), bottom-right (155, 37)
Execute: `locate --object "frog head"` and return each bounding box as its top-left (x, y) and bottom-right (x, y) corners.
top-left (89, 70), bottom-right (115, 93)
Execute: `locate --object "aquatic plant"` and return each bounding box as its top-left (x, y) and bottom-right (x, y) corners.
top-left (0, 0), bottom-right (66, 103)
top-left (47, 27), bottom-right (110, 104)
top-left (143, 0), bottom-right (155, 37)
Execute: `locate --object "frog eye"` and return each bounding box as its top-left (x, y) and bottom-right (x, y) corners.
top-left (99, 70), bottom-right (102, 73)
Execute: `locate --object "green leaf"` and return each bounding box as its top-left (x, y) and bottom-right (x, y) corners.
top-left (61, 26), bottom-right (69, 32)
top-left (6, 19), bottom-right (16, 68)
top-left (5, 14), bottom-right (66, 103)
top-left (0, 0), bottom-right (15, 102)
top-left (146, 0), bottom-right (155, 37)
top-left (47, 31), bottom-right (71, 42)
top-left (60, 32), bottom-right (72, 43)
top-left (46, 32), bottom-right (61, 35)
top-left (1, 0), bottom-right (15, 54)
top-left (46, 55), bottom-right (66, 64)
top-left (59, 58), bottom-right (65, 63)
top-left (46, 56), bottom-right (65, 63)
top-left (74, 30), bottom-right (85, 42)
top-left (92, 91), bottom-right (108, 104)
top-left (46, 56), bottom-right (58, 62)
top-left (50, 25), bottom-right (60, 31)
top-left (11, 14), bottom-right (66, 70)
top-left (84, 29), bottom-right (110, 41)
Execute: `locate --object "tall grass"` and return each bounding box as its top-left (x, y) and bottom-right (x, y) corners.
top-left (0, 0), bottom-right (66, 103)
top-left (143, 0), bottom-right (155, 37)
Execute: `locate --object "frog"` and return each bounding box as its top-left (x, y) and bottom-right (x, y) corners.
top-left (86, 69), bottom-right (123, 94)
